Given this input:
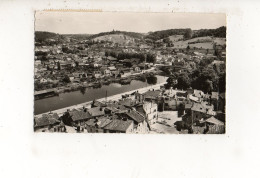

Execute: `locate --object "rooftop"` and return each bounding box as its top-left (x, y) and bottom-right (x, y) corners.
top-left (34, 113), bottom-right (60, 127)
top-left (104, 119), bottom-right (133, 132)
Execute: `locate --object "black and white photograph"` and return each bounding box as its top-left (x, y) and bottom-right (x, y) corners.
top-left (34, 11), bottom-right (226, 134)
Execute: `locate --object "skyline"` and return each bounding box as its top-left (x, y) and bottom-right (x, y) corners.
top-left (35, 11), bottom-right (226, 34)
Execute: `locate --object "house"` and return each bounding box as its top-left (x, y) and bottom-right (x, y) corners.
top-left (120, 70), bottom-right (132, 78)
top-left (142, 102), bottom-right (158, 125)
top-left (61, 109), bottom-right (92, 126)
top-left (87, 107), bottom-right (105, 118)
top-left (118, 98), bottom-right (139, 108)
top-left (34, 113), bottom-right (61, 131)
top-left (134, 66), bottom-right (141, 72)
top-left (118, 110), bottom-right (150, 133)
top-left (103, 69), bottom-right (112, 77)
top-left (93, 71), bottom-right (102, 79)
top-left (191, 102), bottom-right (216, 124)
top-left (40, 78), bottom-right (48, 84)
top-left (103, 119), bottom-right (134, 133)
top-left (204, 116), bottom-right (225, 134)
top-left (143, 90), bottom-right (162, 102)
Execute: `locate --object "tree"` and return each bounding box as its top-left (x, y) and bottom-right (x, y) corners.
top-left (79, 87), bottom-right (86, 95)
top-left (218, 73), bottom-right (226, 93)
top-left (146, 76), bottom-right (157, 85)
top-left (57, 62), bottom-right (61, 70)
top-left (175, 73), bottom-right (191, 90)
top-left (184, 29), bottom-right (192, 39)
top-left (63, 75), bottom-right (71, 83)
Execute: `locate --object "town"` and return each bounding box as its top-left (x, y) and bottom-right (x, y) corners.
top-left (34, 27), bottom-right (226, 134)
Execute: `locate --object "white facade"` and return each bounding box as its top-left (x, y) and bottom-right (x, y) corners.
top-left (143, 102), bottom-right (158, 124)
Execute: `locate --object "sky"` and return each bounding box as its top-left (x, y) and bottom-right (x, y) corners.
top-left (35, 11), bottom-right (226, 34)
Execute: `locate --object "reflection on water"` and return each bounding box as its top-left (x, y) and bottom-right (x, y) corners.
top-left (34, 75), bottom-right (167, 115)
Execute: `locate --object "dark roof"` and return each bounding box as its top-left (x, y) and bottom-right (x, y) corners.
top-left (34, 113), bottom-right (60, 127)
top-left (143, 90), bottom-right (161, 99)
top-left (135, 105), bottom-right (146, 117)
top-left (104, 119), bottom-right (133, 132)
top-left (69, 110), bottom-right (92, 121)
top-left (125, 110), bottom-right (145, 123)
top-left (87, 107), bottom-right (105, 117)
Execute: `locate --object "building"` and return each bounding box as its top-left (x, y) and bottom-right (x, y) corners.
top-left (118, 110), bottom-right (150, 133)
top-left (61, 109), bottom-right (92, 126)
top-left (34, 113), bottom-right (62, 132)
top-left (142, 102), bottom-right (158, 125)
top-left (191, 102), bottom-right (216, 124)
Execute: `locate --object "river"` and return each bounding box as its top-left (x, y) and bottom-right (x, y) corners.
top-left (34, 75), bottom-right (167, 115)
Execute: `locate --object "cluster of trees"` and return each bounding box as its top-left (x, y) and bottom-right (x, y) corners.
top-left (145, 28), bottom-right (192, 41)
top-left (192, 26), bottom-right (226, 38)
top-left (105, 50), bottom-right (156, 64)
top-left (35, 31), bottom-right (66, 45)
top-left (166, 58), bottom-right (226, 93)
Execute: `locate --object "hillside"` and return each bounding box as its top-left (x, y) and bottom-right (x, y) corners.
top-left (35, 31), bottom-right (60, 42)
top-left (145, 28), bottom-right (192, 41)
top-left (92, 34), bottom-right (137, 44)
top-left (88, 30), bottom-right (143, 40)
top-left (193, 26), bottom-right (226, 38)
top-left (172, 36), bottom-right (226, 49)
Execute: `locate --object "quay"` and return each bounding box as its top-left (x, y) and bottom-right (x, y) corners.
top-left (34, 82), bottom-right (167, 118)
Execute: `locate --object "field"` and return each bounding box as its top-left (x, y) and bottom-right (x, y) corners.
top-left (172, 36), bottom-right (226, 49)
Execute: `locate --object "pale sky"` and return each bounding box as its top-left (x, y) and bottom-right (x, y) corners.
top-left (35, 11), bottom-right (226, 34)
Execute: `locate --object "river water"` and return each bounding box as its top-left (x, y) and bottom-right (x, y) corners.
top-left (34, 75), bottom-right (167, 115)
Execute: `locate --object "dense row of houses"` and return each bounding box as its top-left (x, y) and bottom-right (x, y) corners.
top-left (34, 87), bottom-right (225, 134)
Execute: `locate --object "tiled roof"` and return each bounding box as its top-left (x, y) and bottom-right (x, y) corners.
top-left (69, 110), bottom-right (92, 121)
top-left (104, 119), bottom-right (133, 132)
top-left (92, 101), bottom-right (106, 107)
top-left (125, 110), bottom-right (145, 123)
top-left (34, 113), bottom-right (60, 127)
top-left (206, 116), bottom-right (224, 125)
top-left (85, 119), bottom-right (96, 127)
top-left (118, 99), bottom-right (137, 107)
top-left (143, 90), bottom-right (161, 99)
top-left (191, 102), bottom-right (214, 115)
top-left (87, 107), bottom-right (105, 117)
top-left (97, 117), bottom-right (112, 128)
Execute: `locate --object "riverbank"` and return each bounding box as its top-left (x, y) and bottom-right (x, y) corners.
top-left (34, 81), bottom-right (167, 118)
top-left (35, 68), bottom-right (159, 99)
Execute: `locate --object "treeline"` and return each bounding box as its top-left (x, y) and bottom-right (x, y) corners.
top-left (145, 28), bottom-right (192, 41)
top-left (35, 31), bottom-right (60, 42)
top-left (88, 30), bottom-right (143, 40)
top-left (105, 51), bottom-right (156, 63)
top-left (192, 26), bottom-right (226, 38)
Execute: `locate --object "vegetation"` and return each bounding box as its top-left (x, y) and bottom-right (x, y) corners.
top-left (145, 28), bottom-right (193, 41)
top-left (166, 57), bottom-right (226, 93)
top-left (192, 26), bottom-right (226, 38)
